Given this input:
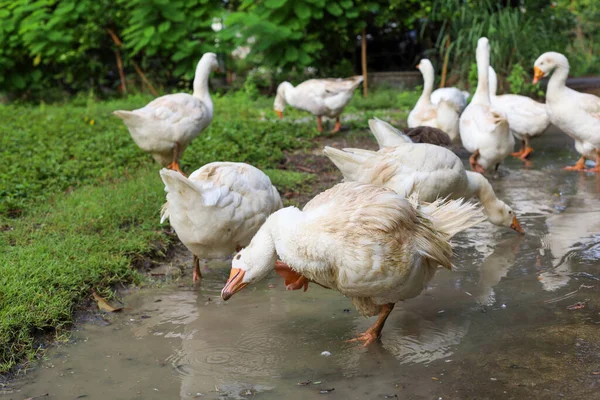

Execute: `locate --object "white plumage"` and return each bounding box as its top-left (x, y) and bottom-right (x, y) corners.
top-left (408, 59), bottom-right (461, 143)
top-left (488, 66), bottom-right (550, 160)
top-left (114, 52), bottom-right (219, 172)
top-left (274, 76), bottom-right (363, 132)
top-left (222, 182), bottom-right (483, 344)
top-left (459, 38), bottom-right (514, 173)
top-left (322, 118), bottom-right (523, 233)
top-left (160, 162), bottom-right (282, 282)
top-left (533, 51), bottom-right (600, 171)
top-left (431, 87), bottom-right (470, 113)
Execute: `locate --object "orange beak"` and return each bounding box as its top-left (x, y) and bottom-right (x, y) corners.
top-left (416, 64), bottom-right (421, 69)
top-left (532, 66), bottom-right (544, 84)
top-left (510, 216), bottom-right (525, 234)
top-left (221, 268), bottom-right (248, 300)
top-left (275, 110), bottom-right (283, 120)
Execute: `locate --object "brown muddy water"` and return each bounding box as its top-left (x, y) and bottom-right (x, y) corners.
top-left (2, 128), bottom-right (600, 400)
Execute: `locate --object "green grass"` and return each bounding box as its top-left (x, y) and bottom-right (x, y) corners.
top-left (0, 88), bottom-right (406, 373)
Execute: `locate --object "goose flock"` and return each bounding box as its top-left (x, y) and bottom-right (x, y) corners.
top-left (114, 36), bottom-right (600, 346)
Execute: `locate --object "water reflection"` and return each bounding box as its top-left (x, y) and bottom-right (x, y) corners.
top-left (539, 175), bottom-right (600, 292)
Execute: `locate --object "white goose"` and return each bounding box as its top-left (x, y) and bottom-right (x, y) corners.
top-left (221, 181), bottom-right (483, 345)
top-left (488, 66), bottom-right (550, 160)
top-left (159, 162), bottom-right (282, 283)
top-left (322, 118), bottom-right (524, 233)
top-left (431, 87), bottom-right (470, 113)
top-left (114, 53), bottom-right (219, 174)
top-left (459, 38), bottom-right (513, 173)
top-left (274, 76), bottom-right (363, 133)
top-left (533, 52), bottom-right (600, 171)
top-left (408, 59), bottom-right (461, 143)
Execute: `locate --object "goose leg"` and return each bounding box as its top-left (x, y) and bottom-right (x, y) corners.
top-left (469, 149), bottom-right (485, 173)
top-left (564, 156), bottom-right (587, 171)
top-left (585, 150), bottom-right (600, 172)
top-left (519, 137), bottom-right (533, 160)
top-left (511, 139), bottom-right (526, 158)
top-left (167, 141), bottom-right (186, 176)
top-left (316, 116), bottom-right (323, 133)
top-left (347, 303), bottom-right (395, 346)
top-left (192, 255), bottom-right (202, 283)
top-left (274, 260), bottom-right (309, 291)
top-left (330, 117), bottom-right (341, 133)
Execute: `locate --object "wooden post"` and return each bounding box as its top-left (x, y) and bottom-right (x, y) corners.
top-left (115, 49), bottom-right (126, 94)
top-left (440, 34), bottom-right (451, 88)
top-left (361, 28), bottom-right (368, 97)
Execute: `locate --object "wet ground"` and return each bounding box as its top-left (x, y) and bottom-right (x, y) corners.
top-left (2, 126), bottom-right (600, 400)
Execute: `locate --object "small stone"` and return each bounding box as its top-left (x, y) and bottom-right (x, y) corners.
top-left (321, 351), bottom-right (331, 357)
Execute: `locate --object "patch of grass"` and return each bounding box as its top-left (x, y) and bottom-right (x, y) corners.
top-left (0, 166), bottom-right (166, 372)
top-left (347, 87), bottom-right (420, 112)
top-left (0, 87), bottom-right (401, 372)
top-left (264, 169), bottom-right (315, 194)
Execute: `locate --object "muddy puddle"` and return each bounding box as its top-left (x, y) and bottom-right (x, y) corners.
top-left (3, 128), bottom-right (600, 399)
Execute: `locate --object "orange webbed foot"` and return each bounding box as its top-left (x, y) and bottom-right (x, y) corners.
top-left (274, 261), bottom-right (309, 291)
top-left (519, 147), bottom-right (533, 160)
top-left (472, 163), bottom-right (485, 174)
top-left (330, 120), bottom-right (341, 134)
top-left (511, 150), bottom-right (525, 158)
top-left (346, 331), bottom-right (380, 347)
top-left (564, 165), bottom-right (586, 171)
top-left (167, 161), bottom-right (186, 177)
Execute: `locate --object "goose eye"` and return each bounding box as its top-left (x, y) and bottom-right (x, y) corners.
top-left (509, 210), bottom-right (513, 215)
top-left (235, 254), bottom-right (241, 260)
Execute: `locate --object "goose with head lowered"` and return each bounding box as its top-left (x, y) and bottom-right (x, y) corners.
top-left (431, 87), bottom-right (470, 114)
top-left (323, 118), bottom-right (524, 233)
top-left (274, 76), bottom-right (363, 133)
top-left (159, 162), bottom-right (282, 283)
top-left (459, 38), bottom-right (513, 173)
top-left (114, 53), bottom-right (219, 175)
top-left (533, 52), bottom-right (600, 172)
top-left (221, 181), bottom-right (484, 345)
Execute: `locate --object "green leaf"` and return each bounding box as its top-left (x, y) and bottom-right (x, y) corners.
top-left (293, 2), bottom-right (311, 20)
top-left (340, 0), bottom-right (353, 10)
top-left (158, 21), bottom-right (171, 33)
top-left (143, 26), bottom-right (155, 38)
top-left (265, 0), bottom-right (287, 9)
top-left (327, 3), bottom-right (343, 16)
top-left (284, 46), bottom-right (299, 62)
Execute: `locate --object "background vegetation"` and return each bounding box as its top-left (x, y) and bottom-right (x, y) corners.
top-left (1, 0), bottom-right (597, 100)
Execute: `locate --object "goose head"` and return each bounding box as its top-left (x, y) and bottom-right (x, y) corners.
top-left (416, 59), bottom-right (434, 77)
top-left (221, 224), bottom-right (278, 300)
top-left (199, 52), bottom-right (219, 72)
top-left (486, 202), bottom-right (524, 234)
top-left (533, 52), bottom-right (569, 84)
top-left (274, 82), bottom-right (294, 119)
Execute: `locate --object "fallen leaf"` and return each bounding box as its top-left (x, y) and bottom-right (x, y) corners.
top-left (25, 394), bottom-right (49, 400)
top-left (592, 371), bottom-right (600, 375)
top-left (312, 381), bottom-right (322, 385)
top-left (297, 380), bottom-right (311, 386)
top-left (431, 377), bottom-right (439, 381)
top-left (567, 301), bottom-right (587, 311)
top-left (92, 291), bottom-right (123, 312)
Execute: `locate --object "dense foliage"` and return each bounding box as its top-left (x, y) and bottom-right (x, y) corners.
top-left (0, 0), bottom-right (597, 98)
